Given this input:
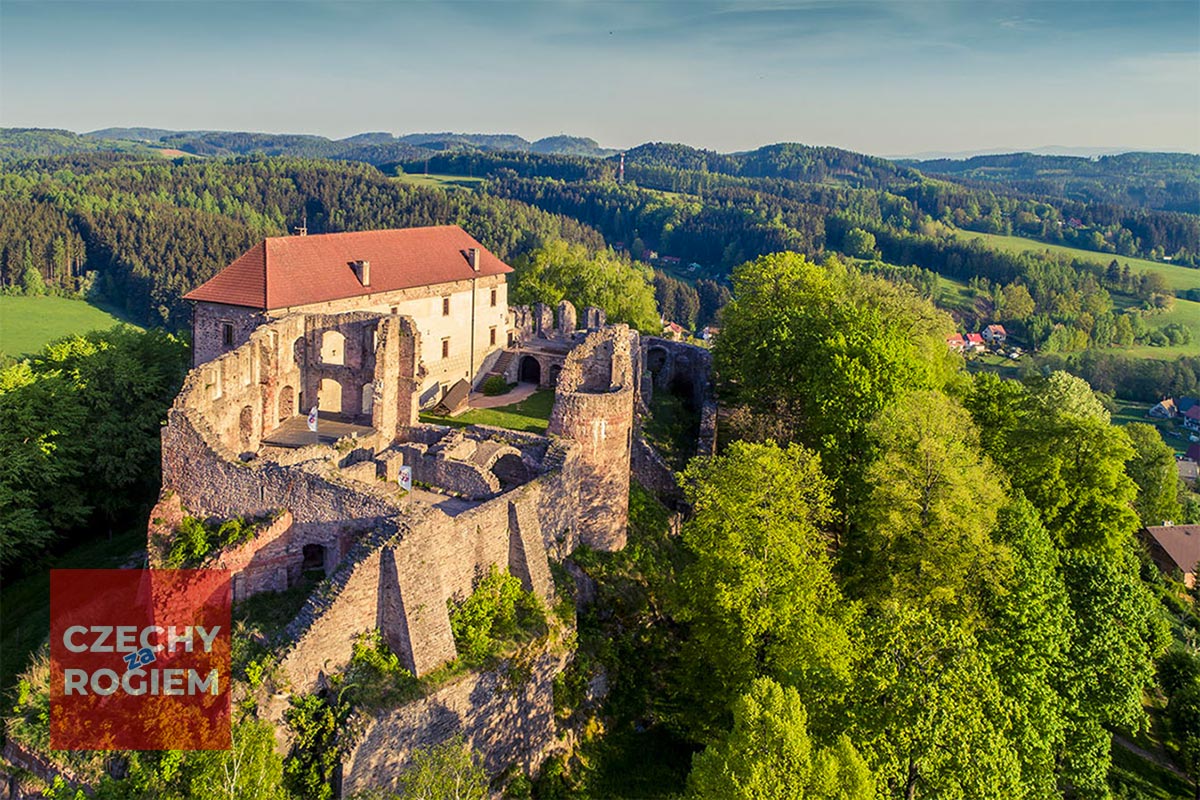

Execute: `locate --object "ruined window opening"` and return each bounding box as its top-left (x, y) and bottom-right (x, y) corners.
top-left (361, 383), bottom-right (374, 415)
top-left (490, 288), bottom-right (497, 307)
top-left (302, 543), bottom-right (327, 575)
top-left (239, 405), bottom-right (253, 444)
top-left (442, 337), bottom-right (450, 359)
top-left (320, 330), bottom-right (345, 365)
top-left (279, 385), bottom-right (295, 421)
top-left (489, 326), bottom-right (497, 346)
top-left (442, 297), bottom-right (451, 316)
top-left (221, 322), bottom-right (234, 348)
top-left (319, 378), bottom-right (343, 414)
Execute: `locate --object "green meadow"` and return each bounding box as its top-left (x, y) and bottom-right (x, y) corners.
top-left (951, 229), bottom-right (1200, 293)
top-left (0, 295), bottom-right (135, 358)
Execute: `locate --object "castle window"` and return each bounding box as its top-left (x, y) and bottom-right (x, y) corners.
top-left (442, 337), bottom-right (450, 359)
top-left (489, 326), bottom-right (497, 346)
top-left (490, 288), bottom-right (497, 307)
top-left (442, 297), bottom-right (451, 316)
top-left (221, 322), bottom-right (234, 348)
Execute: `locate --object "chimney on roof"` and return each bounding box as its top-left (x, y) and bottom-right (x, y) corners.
top-left (468, 247), bottom-right (481, 272)
top-left (352, 260), bottom-right (370, 287)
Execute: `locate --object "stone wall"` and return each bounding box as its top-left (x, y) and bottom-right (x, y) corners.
top-left (191, 301), bottom-right (269, 368)
top-left (547, 326), bottom-right (637, 551)
top-left (342, 648), bottom-right (568, 796)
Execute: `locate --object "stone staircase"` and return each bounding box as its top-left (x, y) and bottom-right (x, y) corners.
top-left (485, 350), bottom-right (516, 381)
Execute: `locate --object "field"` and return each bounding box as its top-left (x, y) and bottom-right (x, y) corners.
top-left (394, 172), bottom-right (486, 191)
top-left (951, 229), bottom-right (1200, 293)
top-left (0, 295), bottom-right (135, 358)
top-left (420, 388), bottom-right (555, 433)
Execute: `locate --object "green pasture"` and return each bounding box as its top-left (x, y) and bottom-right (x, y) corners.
top-left (0, 295), bottom-right (135, 359)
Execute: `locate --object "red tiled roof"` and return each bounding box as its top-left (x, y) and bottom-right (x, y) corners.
top-left (985, 324), bottom-right (1007, 335)
top-left (1188, 406), bottom-right (1200, 421)
top-left (966, 333), bottom-right (985, 343)
top-left (1144, 524), bottom-right (1200, 574)
top-left (184, 226), bottom-right (512, 310)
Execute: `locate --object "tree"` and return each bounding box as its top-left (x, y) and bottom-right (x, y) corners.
top-left (393, 736), bottom-right (488, 800)
top-left (509, 239), bottom-right (659, 332)
top-left (844, 228), bottom-right (878, 259)
top-left (713, 253), bottom-right (956, 524)
top-left (854, 390), bottom-right (1009, 612)
top-left (674, 441), bottom-right (857, 733)
top-left (1001, 283), bottom-right (1035, 322)
top-left (978, 496), bottom-right (1071, 798)
top-left (1124, 422), bottom-right (1183, 526)
top-left (688, 677), bottom-right (873, 800)
top-left (848, 604), bottom-right (1025, 800)
top-left (980, 372), bottom-right (1140, 552)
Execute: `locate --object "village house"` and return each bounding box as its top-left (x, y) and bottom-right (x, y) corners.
top-left (1150, 398), bottom-right (1178, 419)
top-left (965, 333), bottom-right (986, 351)
top-left (1186, 405), bottom-right (1200, 432)
top-left (663, 321), bottom-right (686, 341)
top-left (982, 324), bottom-right (1007, 344)
top-left (184, 225), bottom-right (512, 408)
top-left (1141, 524), bottom-right (1200, 588)
top-left (946, 333), bottom-right (967, 352)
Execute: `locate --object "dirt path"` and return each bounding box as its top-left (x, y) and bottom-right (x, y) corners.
top-left (1113, 733), bottom-right (1191, 781)
top-left (466, 381), bottom-right (538, 410)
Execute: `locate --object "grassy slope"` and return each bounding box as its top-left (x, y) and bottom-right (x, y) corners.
top-left (950, 229), bottom-right (1200, 293)
top-left (419, 388), bottom-right (555, 434)
top-left (393, 173), bottom-right (485, 191)
top-left (0, 296), bottom-right (137, 358)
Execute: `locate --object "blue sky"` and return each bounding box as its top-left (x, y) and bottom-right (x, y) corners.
top-left (1, 0), bottom-right (1197, 155)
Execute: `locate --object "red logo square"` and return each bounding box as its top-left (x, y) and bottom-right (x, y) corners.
top-left (50, 569), bottom-right (231, 750)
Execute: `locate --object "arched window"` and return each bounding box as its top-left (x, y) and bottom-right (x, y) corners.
top-left (278, 385), bottom-right (295, 421)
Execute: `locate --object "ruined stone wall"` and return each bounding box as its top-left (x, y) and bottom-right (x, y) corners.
top-left (191, 301), bottom-right (269, 368)
top-left (641, 337), bottom-right (718, 458)
top-left (341, 647), bottom-right (568, 795)
top-left (546, 326), bottom-right (636, 551)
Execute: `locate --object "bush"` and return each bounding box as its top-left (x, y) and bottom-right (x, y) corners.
top-left (161, 514), bottom-right (264, 568)
top-left (483, 375), bottom-right (512, 396)
top-left (344, 629), bottom-right (420, 709)
top-left (448, 566), bottom-right (547, 666)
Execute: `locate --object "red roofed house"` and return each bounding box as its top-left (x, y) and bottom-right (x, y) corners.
top-left (1141, 524), bottom-right (1200, 587)
top-left (982, 324), bottom-right (1007, 344)
top-left (946, 333), bottom-right (967, 352)
top-left (1186, 405), bottom-right (1200, 431)
top-left (184, 226), bottom-right (512, 404)
top-left (965, 333), bottom-right (986, 351)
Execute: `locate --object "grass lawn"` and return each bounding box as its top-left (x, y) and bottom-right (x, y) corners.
top-left (0, 295), bottom-right (137, 358)
top-left (1112, 399), bottom-right (1193, 457)
top-left (964, 351), bottom-right (1024, 380)
top-left (394, 172), bottom-right (485, 191)
top-left (1, 527), bottom-right (146, 700)
top-left (420, 388), bottom-right (555, 434)
top-left (951, 229), bottom-right (1200, 294)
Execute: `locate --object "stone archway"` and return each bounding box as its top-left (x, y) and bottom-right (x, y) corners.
top-left (278, 385), bottom-right (295, 421)
top-left (519, 355), bottom-right (541, 384)
top-left (302, 543), bottom-right (327, 575)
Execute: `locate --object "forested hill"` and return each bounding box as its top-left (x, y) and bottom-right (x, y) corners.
top-left (622, 141), bottom-right (924, 190)
top-left (0, 127), bottom-right (615, 162)
top-left (0, 156), bottom-right (603, 327)
top-left (912, 151), bottom-right (1200, 213)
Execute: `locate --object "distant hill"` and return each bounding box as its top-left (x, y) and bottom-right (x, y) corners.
top-left (0, 128), bottom-right (159, 160)
top-left (532, 135), bottom-right (615, 158)
top-left (911, 151), bottom-right (1200, 213)
top-left (623, 141), bottom-right (921, 190)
